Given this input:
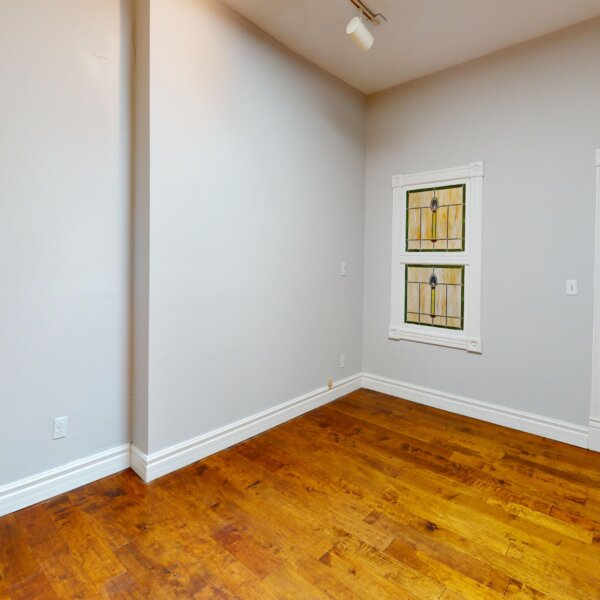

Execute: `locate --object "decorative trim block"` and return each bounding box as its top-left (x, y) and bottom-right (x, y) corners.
top-left (589, 418), bottom-right (600, 451)
top-left (469, 160), bottom-right (484, 177)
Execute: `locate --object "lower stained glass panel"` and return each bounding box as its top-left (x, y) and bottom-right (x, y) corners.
top-left (406, 184), bottom-right (465, 252)
top-left (405, 265), bottom-right (464, 330)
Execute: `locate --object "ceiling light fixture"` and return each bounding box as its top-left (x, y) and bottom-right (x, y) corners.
top-left (346, 0), bottom-right (387, 52)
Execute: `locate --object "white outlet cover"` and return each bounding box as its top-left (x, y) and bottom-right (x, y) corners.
top-left (566, 279), bottom-right (578, 295)
top-left (53, 416), bottom-right (68, 440)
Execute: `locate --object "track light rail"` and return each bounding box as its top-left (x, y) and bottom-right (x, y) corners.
top-left (348, 0), bottom-right (387, 25)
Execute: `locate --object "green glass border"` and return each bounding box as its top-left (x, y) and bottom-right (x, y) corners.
top-left (404, 264), bottom-right (465, 331)
top-left (405, 184), bottom-right (466, 253)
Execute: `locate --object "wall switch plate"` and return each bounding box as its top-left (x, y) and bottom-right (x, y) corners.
top-left (566, 279), bottom-right (578, 295)
top-left (340, 354), bottom-right (346, 368)
top-left (340, 262), bottom-right (348, 276)
top-left (53, 416), bottom-right (68, 440)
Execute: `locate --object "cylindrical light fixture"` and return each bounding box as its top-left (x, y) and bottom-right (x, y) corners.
top-left (346, 15), bottom-right (374, 51)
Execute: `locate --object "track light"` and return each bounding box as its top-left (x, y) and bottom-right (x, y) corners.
top-left (346, 15), bottom-right (374, 52)
top-left (345, 0), bottom-right (386, 52)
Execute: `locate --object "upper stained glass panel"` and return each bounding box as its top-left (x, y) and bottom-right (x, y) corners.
top-left (406, 184), bottom-right (465, 252)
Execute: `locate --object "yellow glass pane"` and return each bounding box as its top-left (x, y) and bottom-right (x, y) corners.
top-left (407, 209), bottom-right (421, 242)
top-left (435, 284), bottom-right (447, 317)
top-left (435, 206), bottom-right (448, 241)
top-left (438, 186), bottom-right (462, 207)
top-left (419, 281), bottom-right (430, 316)
top-left (420, 207), bottom-right (433, 241)
top-left (407, 189), bottom-right (432, 209)
top-left (437, 267), bottom-right (463, 285)
top-left (446, 285), bottom-right (462, 319)
top-left (406, 282), bottom-right (420, 314)
top-left (447, 205), bottom-right (463, 243)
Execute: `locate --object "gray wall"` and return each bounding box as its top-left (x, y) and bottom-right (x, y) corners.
top-left (0, 0), bottom-right (132, 484)
top-left (363, 18), bottom-right (600, 426)
top-left (142, 0), bottom-right (366, 453)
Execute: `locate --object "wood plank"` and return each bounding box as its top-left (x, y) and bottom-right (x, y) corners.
top-left (318, 537), bottom-right (433, 599)
top-left (5, 571), bottom-right (61, 600)
top-left (103, 571), bottom-right (155, 599)
top-left (27, 528), bottom-right (104, 599)
top-left (0, 516), bottom-right (41, 589)
top-left (49, 508), bottom-right (125, 586)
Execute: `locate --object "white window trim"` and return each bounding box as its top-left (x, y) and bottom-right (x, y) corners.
top-left (389, 161), bottom-right (484, 353)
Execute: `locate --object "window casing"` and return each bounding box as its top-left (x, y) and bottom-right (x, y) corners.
top-left (389, 162), bottom-right (483, 353)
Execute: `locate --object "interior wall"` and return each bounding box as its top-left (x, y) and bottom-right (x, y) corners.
top-left (0, 0), bottom-right (132, 484)
top-left (142, 0), bottom-right (366, 453)
top-left (363, 18), bottom-right (600, 426)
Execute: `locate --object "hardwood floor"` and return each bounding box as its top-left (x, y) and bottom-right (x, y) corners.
top-left (2, 389), bottom-right (600, 599)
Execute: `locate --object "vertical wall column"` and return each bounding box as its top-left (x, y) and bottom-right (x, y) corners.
top-left (128, 0), bottom-right (366, 480)
top-left (130, 0), bottom-right (151, 460)
top-left (589, 148), bottom-right (600, 451)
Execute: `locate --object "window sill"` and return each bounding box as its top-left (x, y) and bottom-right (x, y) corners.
top-left (388, 326), bottom-right (482, 354)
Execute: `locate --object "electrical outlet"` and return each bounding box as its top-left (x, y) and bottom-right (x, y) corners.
top-left (53, 416), bottom-right (68, 440)
top-left (340, 262), bottom-right (348, 276)
top-left (566, 279), bottom-right (578, 295)
top-left (340, 354), bottom-right (346, 368)
top-left (327, 378), bottom-right (333, 390)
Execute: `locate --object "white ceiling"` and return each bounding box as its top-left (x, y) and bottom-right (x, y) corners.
top-left (219, 0), bottom-right (600, 94)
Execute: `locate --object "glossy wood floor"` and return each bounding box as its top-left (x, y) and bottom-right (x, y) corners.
top-left (2, 389), bottom-right (600, 599)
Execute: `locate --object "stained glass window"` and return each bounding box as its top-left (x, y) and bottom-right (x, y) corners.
top-left (406, 184), bottom-right (465, 252)
top-left (405, 265), bottom-right (464, 330)
top-left (391, 162), bottom-right (483, 350)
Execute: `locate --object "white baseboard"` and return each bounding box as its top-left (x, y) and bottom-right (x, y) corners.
top-left (0, 444), bottom-right (130, 518)
top-left (131, 373), bottom-right (363, 482)
top-left (362, 373), bottom-right (590, 449)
